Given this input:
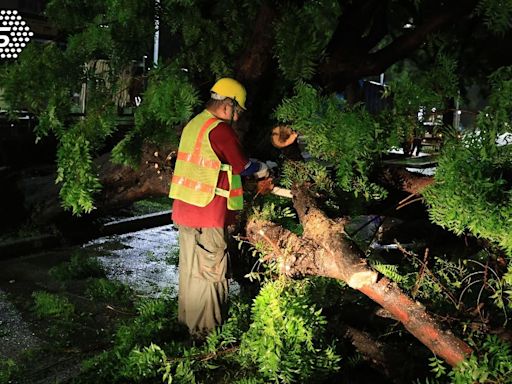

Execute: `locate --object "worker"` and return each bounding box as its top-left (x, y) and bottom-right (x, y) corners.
top-left (169, 77), bottom-right (268, 339)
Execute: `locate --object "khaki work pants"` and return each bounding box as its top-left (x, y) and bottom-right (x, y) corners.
top-left (177, 225), bottom-right (229, 337)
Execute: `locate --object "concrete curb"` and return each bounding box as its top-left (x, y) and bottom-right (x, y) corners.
top-left (0, 210), bottom-right (173, 260)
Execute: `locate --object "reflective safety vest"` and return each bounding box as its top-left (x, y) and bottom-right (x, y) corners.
top-left (169, 110), bottom-right (244, 210)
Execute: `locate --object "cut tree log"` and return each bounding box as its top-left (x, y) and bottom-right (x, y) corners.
top-left (271, 125), bottom-right (299, 149)
top-left (245, 183), bottom-right (472, 367)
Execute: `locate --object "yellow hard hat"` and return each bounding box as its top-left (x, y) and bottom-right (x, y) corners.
top-left (210, 77), bottom-right (247, 110)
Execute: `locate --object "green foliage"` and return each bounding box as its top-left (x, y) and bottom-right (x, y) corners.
top-left (0, 43), bottom-right (77, 126)
top-left (240, 278), bottom-right (341, 383)
top-left (111, 65), bottom-right (200, 167)
top-left (423, 122), bottom-right (512, 259)
top-left (32, 291), bottom-right (75, 320)
top-left (56, 130), bottom-right (102, 214)
top-left (49, 254), bottom-right (105, 281)
top-left (46, 0), bottom-right (154, 63)
top-left (381, 243), bottom-right (512, 323)
top-left (165, 245), bottom-right (180, 266)
top-left (123, 343), bottom-right (173, 382)
top-left (114, 297), bottom-right (178, 351)
top-left (383, 52), bottom-right (458, 144)
top-left (78, 296), bottom-right (183, 383)
top-left (488, 66), bottom-right (512, 122)
top-left (1, 0), bottom-right (172, 214)
top-left (251, 198), bottom-right (295, 222)
top-left (131, 196), bottom-right (171, 214)
top-left (204, 300), bottom-right (251, 352)
top-left (0, 38), bottom-right (120, 214)
top-left (161, 0), bottom-right (260, 78)
top-left (250, 194), bottom-right (302, 236)
top-left (274, 1), bottom-right (341, 81)
top-left (275, 82), bottom-right (388, 199)
top-left (476, 0), bottom-right (512, 35)
top-left (369, 259), bottom-right (407, 284)
top-left (234, 378), bottom-right (265, 384)
top-left (280, 160), bottom-right (334, 193)
top-left (423, 66), bottom-right (512, 272)
top-left (503, 270), bottom-right (512, 310)
top-left (426, 335), bottom-right (512, 383)
top-left (0, 359), bottom-right (18, 384)
top-left (85, 278), bottom-right (133, 304)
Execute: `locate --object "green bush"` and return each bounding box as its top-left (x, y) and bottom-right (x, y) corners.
top-left (0, 359), bottom-right (17, 384)
top-left (49, 254), bottom-right (106, 281)
top-left (240, 278), bottom-right (340, 383)
top-left (275, 82), bottom-right (388, 200)
top-left (85, 278), bottom-right (133, 304)
top-left (32, 291), bottom-right (75, 320)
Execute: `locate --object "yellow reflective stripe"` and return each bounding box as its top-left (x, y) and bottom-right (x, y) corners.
top-left (214, 188), bottom-right (229, 198)
top-left (219, 163), bottom-right (231, 171)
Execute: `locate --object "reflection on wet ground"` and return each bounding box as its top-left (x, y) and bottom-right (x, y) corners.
top-left (0, 222), bottom-right (241, 370)
top-left (0, 223), bottom-right (181, 369)
top-left (84, 224), bottom-right (179, 296)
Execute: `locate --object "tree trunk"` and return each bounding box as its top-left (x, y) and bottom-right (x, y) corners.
top-left (245, 184), bottom-right (472, 367)
top-left (11, 143), bottom-right (172, 225)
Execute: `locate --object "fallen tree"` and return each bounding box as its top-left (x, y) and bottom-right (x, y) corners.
top-left (245, 183), bottom-right (472, 367)
top-left (7, 142), bottom-right (173, 226)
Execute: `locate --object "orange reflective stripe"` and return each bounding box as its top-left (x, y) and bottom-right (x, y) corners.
top-left (172, 175), bottom-right (215, 194)
top-left (230, 187), bottom-right (243, 197)
top-left (176, 151), bottom-right (221, 169)
top-left (193, 117), bottom-right (218, 154)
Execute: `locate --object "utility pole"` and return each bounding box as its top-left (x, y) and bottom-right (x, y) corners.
top-left (453, 91), bottom-right (461, 131)
top-left (153, 0), bottom-right (160, 66)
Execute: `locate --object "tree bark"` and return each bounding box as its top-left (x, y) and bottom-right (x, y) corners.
top-left (246, 184), bottom-right (472, 367)
top-left (341, 325), bottom-right (410, 384)
top-left (13, 143), bottom-right (172, 225)
top-left (318, 0), bottom-right (479, 91)
top-left (96, 143), bottom-right (172, 208)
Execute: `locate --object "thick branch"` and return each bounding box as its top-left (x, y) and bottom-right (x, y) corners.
top-left (97, 143), bottom-right (172, 207)
top-left (319, 0), bottom-right (478, 89)
top-left (380, 167), bottom-right (435, 195)
top-left (246, 184), bottom-right (472, 366)
top-left (235, 2), bottom-right (276, 82)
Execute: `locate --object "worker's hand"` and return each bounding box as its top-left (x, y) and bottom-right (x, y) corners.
top-left (253, 160), bottom-right (270, 179)
top-left (256, 177), bottom-right (274, 196)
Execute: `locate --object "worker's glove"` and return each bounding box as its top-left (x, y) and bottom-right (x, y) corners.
top-left (253, 160), bottom-right (270, 179)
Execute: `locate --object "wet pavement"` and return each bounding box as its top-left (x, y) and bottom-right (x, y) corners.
top-left (0, 222), bottom-right (181, 375)
top-left (0, 220), bottom-right (242, 375)
top-left (84, 224), bottom-right (180, 296)
top-left (0, 288), bottom-right (41, 360)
